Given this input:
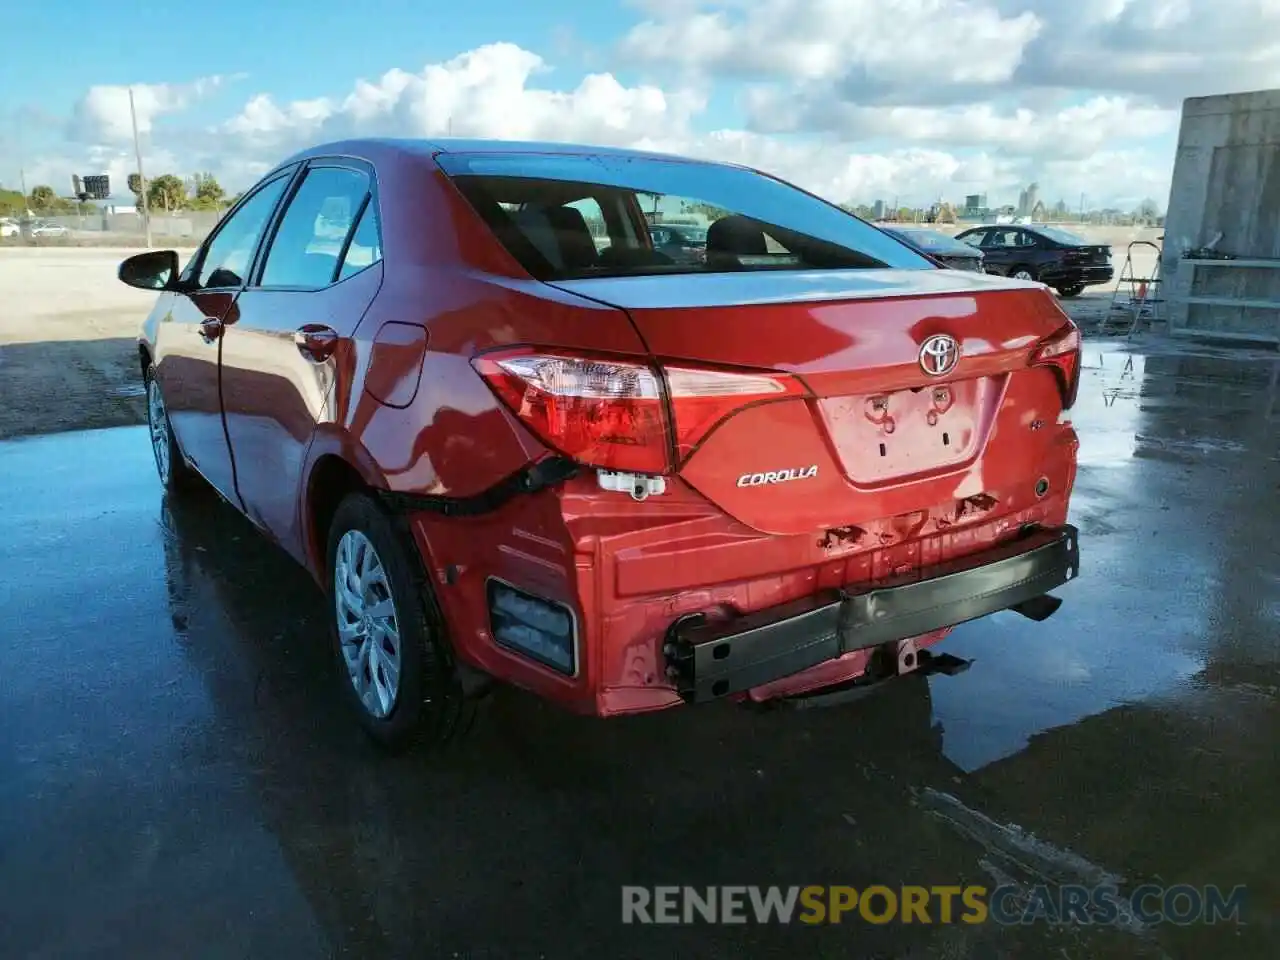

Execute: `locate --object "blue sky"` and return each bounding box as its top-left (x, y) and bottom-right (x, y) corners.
top-left (2, 0), bottom-right (1275, 208)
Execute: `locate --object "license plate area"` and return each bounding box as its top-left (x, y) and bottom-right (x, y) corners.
top-left (816, 376), bottom-right (1004, 485)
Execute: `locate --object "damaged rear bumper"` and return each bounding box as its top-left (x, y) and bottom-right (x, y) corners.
top-left (664, 524), bottom-right (1079, 703)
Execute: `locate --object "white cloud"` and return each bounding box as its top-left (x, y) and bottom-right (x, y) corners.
top-left (69, 76), bottom-right (229, 143)
top-left (621, 0), bottom-right (1043, 88)
top-left (219, 43), bottom-right (705, 153)
top-left (41, 5), bottom-right (1265, 210)
top-left (745, 91), bottom-right (1179, 161)
top-left (664, 130), bottom-right (1021, 204)
top-left (23, 144), bottom-right (185, 200)
top-left (621, 0), bottom-right (1280, 107)
top-left (1000, 0), bottom-right (1280, 104)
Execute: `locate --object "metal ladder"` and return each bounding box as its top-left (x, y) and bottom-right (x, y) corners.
top-left (1107, 239), bottom-right (1163, 337)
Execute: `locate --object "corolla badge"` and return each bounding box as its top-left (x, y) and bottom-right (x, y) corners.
top-left (736, 465), bottom-right (819, 487)
top-left (919, 334), bottom-right (960, 376)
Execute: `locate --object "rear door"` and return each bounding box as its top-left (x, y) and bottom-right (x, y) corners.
top-left (975, 227), bottom-right (1024, 275)
top-left (219, 159), bottom-right (383, 560)
top-left (153, 171), bottom-right (293, 501)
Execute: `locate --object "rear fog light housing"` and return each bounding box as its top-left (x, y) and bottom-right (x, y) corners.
top-left (487, 580), bottom-right (577, 675)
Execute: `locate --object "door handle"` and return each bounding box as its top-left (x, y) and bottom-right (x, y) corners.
top-left (294, 324), bottom-right (340, 362)
top-left (199, 317), bottom-right (223, 343)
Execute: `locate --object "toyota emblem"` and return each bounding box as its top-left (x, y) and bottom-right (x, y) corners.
top-left (919, 334), bottom-right (960, 377)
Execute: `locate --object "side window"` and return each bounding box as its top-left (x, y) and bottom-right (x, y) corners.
top-left (197, 175), bottom-right (289, 288)
top-left (338, 200), bottom-right (383, 280)
top-left (565, 197), bottom-right (608, 251)
top-left (960, 230), bottom-right (987, 248)
top-left (259, 166), bottom-right (371, 289)
top-left (1016, 231), bottom-right (1039, 247)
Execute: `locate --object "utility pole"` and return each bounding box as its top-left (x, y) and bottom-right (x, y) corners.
top-left (1079, 192), bottom-right (1085, 223)
top-left (129, 87), bottom-right (152, 248)
top-left (14, 112), bottom-right (28, 208)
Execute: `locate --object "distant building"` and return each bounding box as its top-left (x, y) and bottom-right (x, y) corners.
top-left (872, 199), bottom-right (886, 219)
top-left (1017, 182), bottom-right (1040, 217)
top-left (964, 193), bottom-right (987, 212)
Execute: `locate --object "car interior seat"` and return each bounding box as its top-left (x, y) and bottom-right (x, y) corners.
top-left (706, 215), bottom-right (769, 269)
top-left (511, 205), bottom-right (599, 273)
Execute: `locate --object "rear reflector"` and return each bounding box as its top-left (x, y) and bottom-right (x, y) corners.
top-left (487, 580), bottom-right (576, 675)
top-left (1030, 322), bottom-right (1081, 410)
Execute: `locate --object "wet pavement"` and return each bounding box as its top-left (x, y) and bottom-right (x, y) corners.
top-left (1, 336), bottom-right (1277, 959)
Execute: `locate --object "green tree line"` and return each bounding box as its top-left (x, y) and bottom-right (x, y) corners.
top-left (132, 172), bottom-right (228, 213)
top-left (2, 171), bottom-right (233, 219)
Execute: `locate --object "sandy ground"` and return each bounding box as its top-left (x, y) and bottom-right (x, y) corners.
top-left (0, 243), bottom-right (1157, 441)
top-left (0, 248), bottom-right (168, 438)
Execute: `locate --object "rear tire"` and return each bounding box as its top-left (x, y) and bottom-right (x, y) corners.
top-left (325, 492), bottom-right (471, 752)
top-left (1056, 284), bottom-right (1084, 298)
top-left (144, 365), bottom-right (196, 493)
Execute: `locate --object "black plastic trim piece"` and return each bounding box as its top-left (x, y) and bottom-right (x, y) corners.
top-left (377, 457), bottom-right (579, 518)
top-left (666, 524), bottom-right (1079, 703)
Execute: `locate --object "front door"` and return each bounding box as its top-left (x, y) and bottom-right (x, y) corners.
top-left (220, 160), bottom-right (383, 562)
top-left (153, 172), bottom-right (293, 502)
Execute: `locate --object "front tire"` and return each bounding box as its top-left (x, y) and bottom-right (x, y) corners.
top-left (325, 492), bottom-right (470, 752)
top-left (1011, 266), bottom-right (1038, 282)
top-left (144, 365), bottom-right (196, 493)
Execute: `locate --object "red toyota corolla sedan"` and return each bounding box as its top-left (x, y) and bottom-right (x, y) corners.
top-left (119, 138), bottom-right (1081, 749)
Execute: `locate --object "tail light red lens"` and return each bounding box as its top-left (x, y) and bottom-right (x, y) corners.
top-left (474, 349), bottom-right (809, 473)
top-left (665, 366), bottom-right (807, 459)
top-left (1030, 322), bottom-right (1081, 410)
top-left (473, 350), bottom-right (669, 473)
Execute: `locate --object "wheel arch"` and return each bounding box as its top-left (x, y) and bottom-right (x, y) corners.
top-left (300, 427), bottom-right (392, 583)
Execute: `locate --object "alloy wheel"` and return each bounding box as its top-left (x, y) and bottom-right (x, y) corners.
top-left (334, 530), bottom-right (404, 719)
top-left (1013, 269), bottom-right (1035, 281)
top-left (146, 378), bottom-right (172, 485)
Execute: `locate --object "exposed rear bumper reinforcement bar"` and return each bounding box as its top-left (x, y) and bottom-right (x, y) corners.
top-left (664, 524), bottom-right (1079, 703)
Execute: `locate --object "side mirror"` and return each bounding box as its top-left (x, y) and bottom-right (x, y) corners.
top-left (118, 249), bottom-right (180, 291)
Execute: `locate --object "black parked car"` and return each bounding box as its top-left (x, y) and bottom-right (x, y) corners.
top-left (880, 226), bottom-right (984, 272)
top-left (953, 224), bottom-right (1112, 297)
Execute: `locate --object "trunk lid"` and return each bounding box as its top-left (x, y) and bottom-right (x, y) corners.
top-left (1063, 245), bottom-right (1111, 265)
top-left (551, 269), bottom-right (1074, 535)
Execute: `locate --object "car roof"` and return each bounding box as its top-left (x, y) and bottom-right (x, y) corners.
top-left (280, 137), bottom-right (730, 170)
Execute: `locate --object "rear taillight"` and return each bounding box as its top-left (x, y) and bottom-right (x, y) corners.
top-left (665, 366), bottom-right (807, 459)
top-left (473, 349), bottom-right (807, 473)
top-left (473, 350), bottom-right (669, 473)
top-left (1031, 322), bottom-right (1081, 410)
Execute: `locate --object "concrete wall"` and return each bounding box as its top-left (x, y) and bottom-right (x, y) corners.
top-left (1162, 88), bottom-right (1280, 341)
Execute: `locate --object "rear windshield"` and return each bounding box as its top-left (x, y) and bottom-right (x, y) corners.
top-left (436, 152), bottom-right (933, 280)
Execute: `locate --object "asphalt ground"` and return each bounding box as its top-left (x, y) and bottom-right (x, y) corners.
top-left (1, 331), bottom-right (1277, 958)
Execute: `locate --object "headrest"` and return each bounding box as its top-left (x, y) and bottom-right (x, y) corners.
top-left (706, 215), bottom-right (769, 258)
